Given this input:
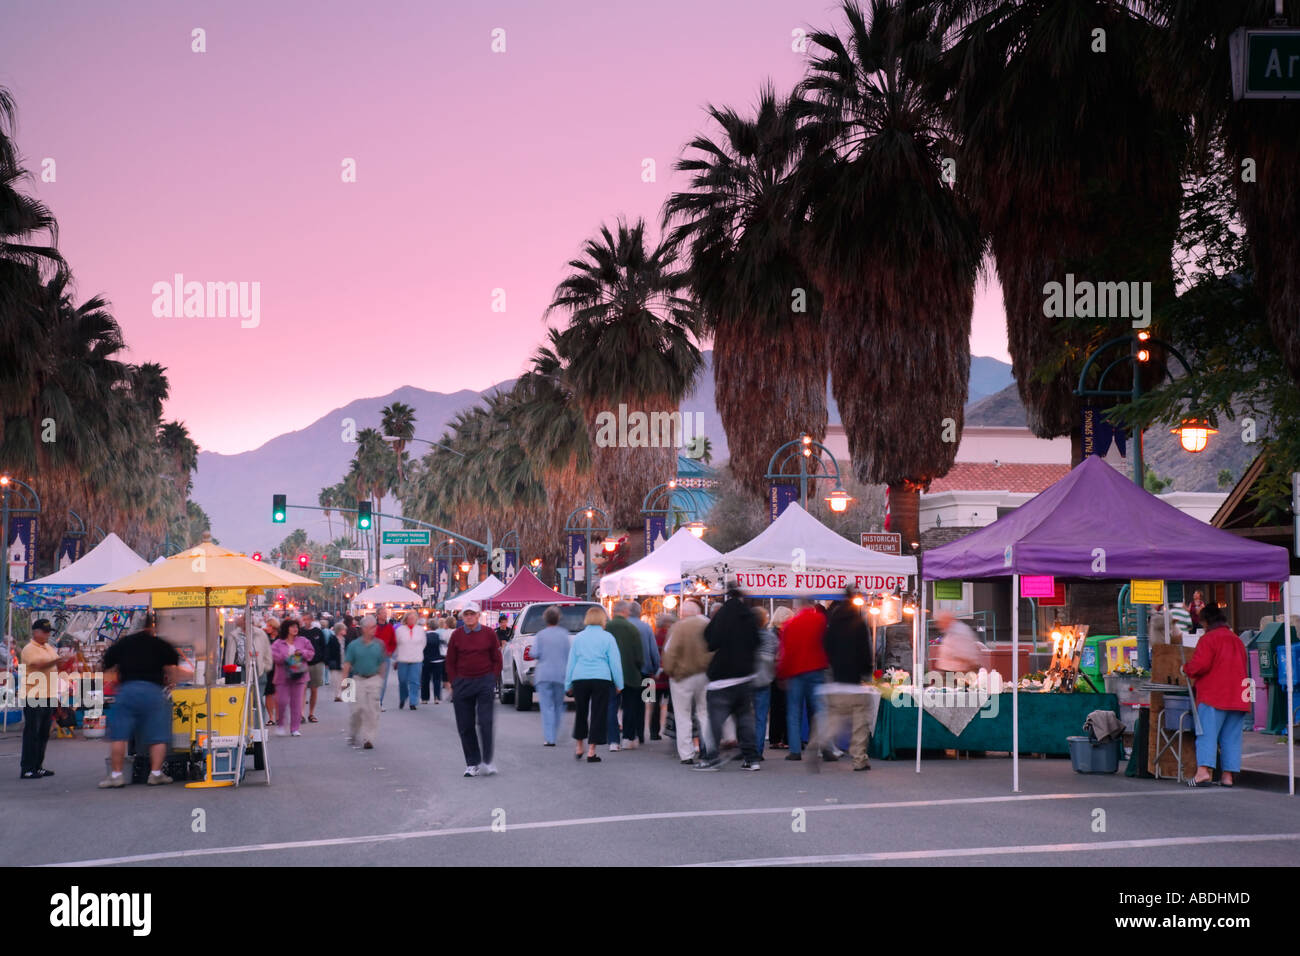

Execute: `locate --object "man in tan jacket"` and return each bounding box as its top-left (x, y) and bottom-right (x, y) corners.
top-left (662, 600), bottom-right (714, 764)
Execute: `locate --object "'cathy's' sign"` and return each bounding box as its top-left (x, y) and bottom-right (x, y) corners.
top-left (732, 570), bottom-right (907, 594)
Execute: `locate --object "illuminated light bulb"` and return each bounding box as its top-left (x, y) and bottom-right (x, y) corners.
top-left (663, 595), bottom-right (678, 610)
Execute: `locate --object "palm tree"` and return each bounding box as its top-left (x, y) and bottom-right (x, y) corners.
top-left (1146, 0), bottom-right (1300, 386)
top-left (794, 0), bottom-right (984, 547)
top-left (0, 87), bottom-right (63, 320)
top-left (930, 0), bottom-right (1186, 447)
top-left (546, 218), bottom-right (704, 530)
top-left (380, 401), bottom-right (416, 480)
top-left (664, 84), bottom-right (828, 495)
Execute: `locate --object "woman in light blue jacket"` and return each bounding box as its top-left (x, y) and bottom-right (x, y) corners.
top-left (565, 606), bottom-right (623, 763)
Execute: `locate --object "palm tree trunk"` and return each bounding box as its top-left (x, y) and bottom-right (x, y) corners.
top-left (888, 481), bottom-right (921, 553)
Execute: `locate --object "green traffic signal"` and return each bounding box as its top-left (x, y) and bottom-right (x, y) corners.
top-left (273, 493), bottom-right (287, 523)
top-left (357, 501), bottom-right (372, 529)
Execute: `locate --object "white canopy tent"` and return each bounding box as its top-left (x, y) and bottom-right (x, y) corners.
top-left (350, 583), bottom-right (425, 608)
top-left (22, 533), bottom-right (151, 609)
top-left (445, 574), bottom-right (505, 611)
top-left (599, 529), bottom-right (722, 597)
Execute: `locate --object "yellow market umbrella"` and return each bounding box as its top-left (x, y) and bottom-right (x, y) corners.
top-left (83, 532), bottom-right (320, 788)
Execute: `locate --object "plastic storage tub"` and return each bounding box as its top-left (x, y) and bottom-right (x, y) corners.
top-left (1067, 735), bottom-right (1122, 773)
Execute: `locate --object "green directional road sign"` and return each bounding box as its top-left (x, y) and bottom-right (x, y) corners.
top-left (381, 529), bottom-right (431, 546)
top-left (1233, 29), bottom-right (1300, 99)
top-left (319, 570), bottom-right (342, 578)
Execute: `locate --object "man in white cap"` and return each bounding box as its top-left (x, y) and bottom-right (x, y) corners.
top-left (443, 602), bottom-right (502, 776)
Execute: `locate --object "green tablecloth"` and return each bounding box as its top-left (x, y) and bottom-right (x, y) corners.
top-left (869, 691), bottom-right (1120, 759)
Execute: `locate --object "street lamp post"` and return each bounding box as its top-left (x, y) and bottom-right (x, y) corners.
top-left (764, 435), bottom-right (852, 513)
top-left (1075, 333), bottom-right (1201, 669)
top-left (641, 479), bottom-right (709, 546)
top-left (435, 538), bottom-right (469, 603)
top-left (563, 505), bottom-right (610, 601)
top-left (1, 475), bottom-right (42, 670)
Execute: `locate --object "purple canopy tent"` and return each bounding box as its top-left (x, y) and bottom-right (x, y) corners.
top-left (921, 456), bottom-right (1293, 793)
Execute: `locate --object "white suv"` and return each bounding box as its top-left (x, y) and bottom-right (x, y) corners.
top-left (498, 602), bottom-right (600, 711)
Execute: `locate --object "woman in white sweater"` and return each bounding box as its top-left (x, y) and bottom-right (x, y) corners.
top-left (394, 610), bottom-right (427, 711)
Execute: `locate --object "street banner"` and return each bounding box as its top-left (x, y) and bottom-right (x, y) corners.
top-left (768, 482), bottom-right (799, 524)
top-left (503, 550), bottom-right (517, 583)
top-left (644, 515), bottom-right (667, 555)
top-left (1081, 406), bottom-right (1127, 459)
top-left (6, 515), bottom-right (37, 582)
top-left (567, 533), bottom-right (586, 583)
top-left (57, 535), bottom-right (84, 570)
top-left (418, 572), bottom-right (429, 591)
top-left (434, 560), bottom-right (450, 601)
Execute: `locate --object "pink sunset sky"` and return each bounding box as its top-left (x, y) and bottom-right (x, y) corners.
top-left (2, 0), bottom-right (1009, 455)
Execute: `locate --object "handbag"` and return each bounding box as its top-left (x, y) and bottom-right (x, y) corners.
top-left (285, 648), bottom-right (309, 678)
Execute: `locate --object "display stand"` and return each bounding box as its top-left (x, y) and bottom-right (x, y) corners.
top-left (243, 656), bottom-right (271, 785)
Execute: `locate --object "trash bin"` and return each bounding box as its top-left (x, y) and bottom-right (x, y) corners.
top-left (1067, 735), bottom-right (1122, 773)
top-left (1162, 695), bottom-right (1194, 732)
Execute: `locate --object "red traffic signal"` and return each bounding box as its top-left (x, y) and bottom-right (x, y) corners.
top-left (298, 553), bottom-right (309, 570)
top-left (252, 552), bottom-right (262, 562)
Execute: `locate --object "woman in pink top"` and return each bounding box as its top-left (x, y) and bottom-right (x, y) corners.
top-left (271, 619), bottom-right (315, 736)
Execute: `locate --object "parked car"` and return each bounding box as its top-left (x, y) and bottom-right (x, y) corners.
top-left (498, 602), bottom-right (600, 711)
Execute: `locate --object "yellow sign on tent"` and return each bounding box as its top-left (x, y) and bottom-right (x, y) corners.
top-left (1130, 579), bottom-right (1164, 604)
top-left (153, 588), bottom-right (248, 609)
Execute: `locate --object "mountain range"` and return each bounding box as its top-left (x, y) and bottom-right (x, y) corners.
top-left (192, 352), bottom-right (1017, 551)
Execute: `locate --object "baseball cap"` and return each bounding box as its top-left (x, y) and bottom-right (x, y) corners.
top-left (464, 602), bottom-right (481, 614)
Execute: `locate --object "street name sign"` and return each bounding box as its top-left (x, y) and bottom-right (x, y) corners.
top-left (381, 529), bottom-right (431, 546)
top-left (319, 571), bottom-right (342, 579)
top-left (339, 549), bottom-right (367, 560)
top-left (1232, 29), bottom-right (1300, 99)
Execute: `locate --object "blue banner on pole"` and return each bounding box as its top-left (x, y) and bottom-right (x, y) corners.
top-left (567, 534), bottom-right (587, 584)
top-left (434, 560), bottom-right (450, 601)
top-left (503, 550), bottom-right (517, 583)
top-left (7, 516), bottom-right (38, 582)
top-left (418, 572), bottom-right (429, 591)
top-left (1081, 406), bottom-right (1128, 459)
top-left (57, 535), bottom-right (83, 571)
top-left (768, 483), bottom-right (799, 523)
top-left (644, 516), bottom-right (667, 554)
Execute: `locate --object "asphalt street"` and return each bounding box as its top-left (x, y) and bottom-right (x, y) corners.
top-left (4, 684), bottom-right (1300, 867)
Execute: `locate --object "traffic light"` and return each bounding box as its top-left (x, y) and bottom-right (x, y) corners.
top-left (298, 553), bottom-right (309, 571)
top-left (252, 551), bottom-right (262, 562)
top-left (357, 501), bottom-right (372, 530)
top-left (272, 494), bottom-right (286, 523)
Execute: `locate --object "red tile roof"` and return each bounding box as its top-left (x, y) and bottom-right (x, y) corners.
top-left (926, 462), bottom-right (1071, 494)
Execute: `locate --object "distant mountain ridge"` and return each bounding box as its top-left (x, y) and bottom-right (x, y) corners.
top-left (193, 353), bottom-right (1015, 551)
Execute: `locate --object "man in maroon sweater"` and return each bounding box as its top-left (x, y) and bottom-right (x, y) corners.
top-left (443, 603), bottom-right (503, 777)
top-left (376, 608), bottom-right (397, 711)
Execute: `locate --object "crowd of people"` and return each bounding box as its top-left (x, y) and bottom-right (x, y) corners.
top-left (16, 586), bottom-right (1259, 790)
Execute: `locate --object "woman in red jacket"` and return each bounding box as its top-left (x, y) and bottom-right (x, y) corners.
top-left (1183, 603), bottom-right (1249, 787)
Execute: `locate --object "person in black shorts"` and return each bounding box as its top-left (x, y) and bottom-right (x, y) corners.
top-left (98, 621), bottom-right (192, 788)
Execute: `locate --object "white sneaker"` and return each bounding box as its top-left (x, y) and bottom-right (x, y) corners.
top-left (480, 763), bottom-right (498, 776)
top-left (290, 730), bottom-right (302, 737)
top-left (608, 743), bottom-right (620, 752)
top-left (275, 728), bottom-right (288, 737)
top-left (463, 765), bottom-right (480, 777)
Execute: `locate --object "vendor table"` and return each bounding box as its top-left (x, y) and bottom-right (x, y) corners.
top-left (869, 691), bottom-right (1121, 759)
